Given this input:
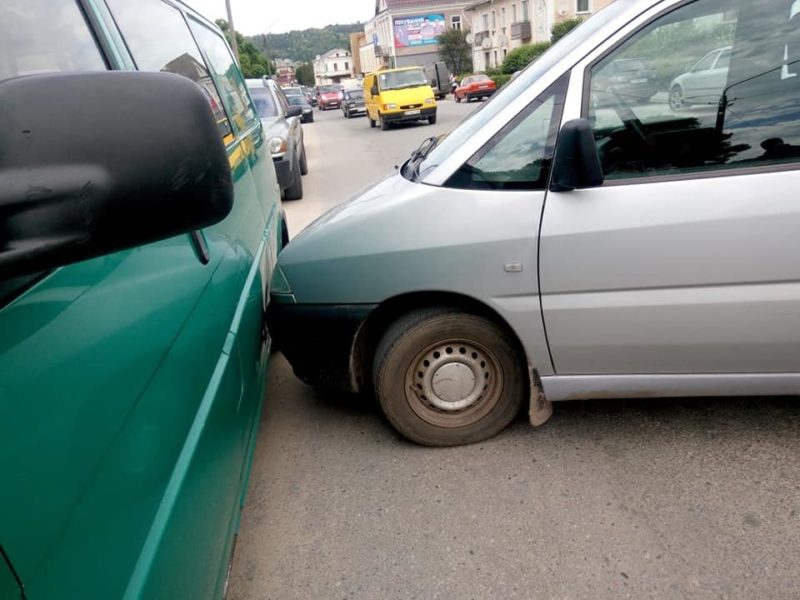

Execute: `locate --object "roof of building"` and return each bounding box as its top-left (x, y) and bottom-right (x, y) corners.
top-left (377, 0), bottom-right (470, 14)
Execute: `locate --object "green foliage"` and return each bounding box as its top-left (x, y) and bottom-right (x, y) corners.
top-left (492, 73), bottom-right (512, 88)
top-left (248, 23), bottom-right (363, 63)
top-left (437, 28), bottom-right (472, 76)
top-left (501, 42), bottom-right (551, 74)
top-left (217, 19), bottom-right (274, 78)
top-left (551, 17), bottom-right (585, 43)
top-left (295, 63), bottom-right (315, 86)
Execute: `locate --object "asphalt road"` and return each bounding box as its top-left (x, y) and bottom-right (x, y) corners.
top-left (227, 100), bottom-right (800, 600)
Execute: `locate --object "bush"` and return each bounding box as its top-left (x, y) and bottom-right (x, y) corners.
top-left (492, 73), bottom-right (512, 88)
top-left (500, 42), bottom-right (551, 74)
top-left (551, 17), bottom-right (584, 43)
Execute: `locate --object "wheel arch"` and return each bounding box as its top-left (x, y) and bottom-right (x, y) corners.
top-left (352, 291), bottom-right (530, 392)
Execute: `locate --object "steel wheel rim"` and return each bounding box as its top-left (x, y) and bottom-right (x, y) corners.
top-left (669, 87), bottom-right (683, 109)
top-left (404, 338), bottom-right (504, 428)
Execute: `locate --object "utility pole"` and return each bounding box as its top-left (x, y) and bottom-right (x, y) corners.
top-left (225, 0), bottom-right (240, 63)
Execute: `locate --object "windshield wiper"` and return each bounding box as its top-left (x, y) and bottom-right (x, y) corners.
top-left (407, 135), bottom-right (441, 181)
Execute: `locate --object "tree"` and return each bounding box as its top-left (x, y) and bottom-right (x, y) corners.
top-left (216, 19), bottom-right (274, 78)
top-left (295, 63), bottom-right (315, 86)
top-left (438, 28), bottom-right (472, 76)
top-left (551, 17), bottom-right (584, 43)
top-left (501, 41), bottom-right (551, 74)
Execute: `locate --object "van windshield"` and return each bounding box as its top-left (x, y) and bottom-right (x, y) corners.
top-left (417, 0), bottom-right (633, 180)
top-left (380, 69), bottom-right (427, 91)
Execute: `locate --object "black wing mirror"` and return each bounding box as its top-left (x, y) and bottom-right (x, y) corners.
top-left (550, 118), bottom-right (604, 192)
top-left (370, 85), bottom-right (379, 96)
top-left (287, 105), bottom-right (303, 118)
top-left (0, 72), bottom-right (233, 279)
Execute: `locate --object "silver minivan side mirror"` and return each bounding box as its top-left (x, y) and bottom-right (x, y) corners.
top-left (550, 118), bottom-right (604, 192)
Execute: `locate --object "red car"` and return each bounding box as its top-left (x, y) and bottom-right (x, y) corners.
top-left (454, 74), bottom-right (497, 103)
top-left (317, 84), bottom-right (343, 110)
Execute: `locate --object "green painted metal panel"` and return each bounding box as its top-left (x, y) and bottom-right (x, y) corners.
top-left (0, 8), bottom-right (280, 595)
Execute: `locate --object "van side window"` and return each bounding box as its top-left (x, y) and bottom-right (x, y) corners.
top-left (0, 1), bottom-right (106, 82)
top-left (445, 74), bottom-right (568, 190)
top-left (188, 20), bottom-right (258, 134)
top-left (107, 0), bottom-right (233, 139)
top-left (587, 0), bottom-right (800, 182)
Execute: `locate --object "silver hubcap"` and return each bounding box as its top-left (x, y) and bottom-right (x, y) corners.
top-left (409, 341), bottom-right (499, 420)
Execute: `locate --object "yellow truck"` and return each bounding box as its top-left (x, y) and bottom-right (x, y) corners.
top-left (364, 67), bottom-right (437, 130)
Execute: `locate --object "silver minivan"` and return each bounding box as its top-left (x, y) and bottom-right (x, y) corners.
top-left (269, 0), bottom-right (800, 446)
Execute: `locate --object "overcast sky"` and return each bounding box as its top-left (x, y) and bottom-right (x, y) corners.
top-left (183, 0), bottom-right (374, 35)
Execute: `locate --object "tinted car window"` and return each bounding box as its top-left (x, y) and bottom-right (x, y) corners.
top-left (189, 19), bottom-right (258, 133)
top-left (249, 87), bottom-right (278, 117)
top-left (446, 75), bottom-right (567, 190)
top-left (287, 95), bottom-right (307, 106)
top-left (0, 0), bottom-right (105, 82)
top-left (107, 0), bottom-right (232, 139)
top-left (588, 0), bottom-right (800, 181)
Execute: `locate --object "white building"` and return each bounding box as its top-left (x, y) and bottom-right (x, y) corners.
top-left (313, 48), bottom-right (353, 85)
top-left (466, 0), bottom-right (615, 72)
top-left (360, 0), bottom-right (473, 74)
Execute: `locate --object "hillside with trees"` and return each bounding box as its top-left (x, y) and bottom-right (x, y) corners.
top-left (248, 23), bottom-right (363, 62)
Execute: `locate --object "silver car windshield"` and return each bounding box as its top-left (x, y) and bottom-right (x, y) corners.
top-left (417, 0), bottom-right (634, 180)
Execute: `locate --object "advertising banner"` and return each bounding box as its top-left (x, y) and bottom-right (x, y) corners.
top-left (393, 14), bottom-right (446, 48)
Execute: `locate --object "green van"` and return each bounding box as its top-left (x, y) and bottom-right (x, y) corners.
top-left (0, 1), bottom-right (283, 598)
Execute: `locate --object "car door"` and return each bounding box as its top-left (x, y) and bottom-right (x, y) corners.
top-left (274, 85), bottom-right (302, 162)
top-left (540, 0), bottom-right (800, 378)
top-left (682, 48), bottom-right (720, 102)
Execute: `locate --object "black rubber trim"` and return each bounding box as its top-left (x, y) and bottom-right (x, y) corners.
top-left (267, 303), bottom-right (377, 392)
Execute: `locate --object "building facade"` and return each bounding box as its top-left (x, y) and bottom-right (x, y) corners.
top-left (349, 32), bottom-right (367, 76)
top-left (313, 48), bottom-right (353, 85)
top-left (360, 0), bottom-right (473, 74)
top-left (467, 0), bottom-right (615, 72)
top-left (274, 59), bottom-right (297, 85)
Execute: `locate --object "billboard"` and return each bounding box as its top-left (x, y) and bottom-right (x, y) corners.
top-left (393, 14), bottom-right (446, 48)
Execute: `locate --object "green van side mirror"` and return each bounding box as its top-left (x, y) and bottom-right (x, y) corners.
top-left (0, 72), bottom-right (233, 279)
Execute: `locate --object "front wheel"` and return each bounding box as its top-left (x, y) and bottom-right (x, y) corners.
top-left (369, 114), bottom-right (376, 128)
top-left (428, 114), bottom-right (437, 125)
top-left (283, 158), bottom-right (303, 200)
top-left (379, 113), bottom-right (389, 131)
top-left (299, 145), bottom-right (308, 175)
top-left (373, 309), bottom-right (525, 446)
top-left (669, 85), bottom-right (685, 111)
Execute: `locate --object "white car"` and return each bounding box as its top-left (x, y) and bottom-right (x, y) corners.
top-left (669, 46), bottom-right (731, 109)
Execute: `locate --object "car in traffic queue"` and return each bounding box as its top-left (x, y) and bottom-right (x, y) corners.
top-left (342, 88), bottom-right (367, 118)
top-left (247, 78), bottom-right (309, 200)
top-left (317, 84), bottom-right (343, 110)
top-left (287, 93), bottom-right (315, 123)
top-left (363, 67), bottom-right (437, 130)
top-left (268, 0), bottom-right (800, 447)
top-left (593, 57), bottom-right (658, 105)
top-left (0, 0), bottom-right (286, 598)
top-left (669, 46), bottom-right (731, 110)
top-left (454, 73), bottom-right (497, 102)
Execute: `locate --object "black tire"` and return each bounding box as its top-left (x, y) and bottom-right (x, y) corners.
top-left (279, 210), bottom-right (290, 250)
top-left (283, 158), bottom-right (303, 200)
top-left (373, 308), bottom-right (525, 446)
top-left (428, 114), bottom-right (437, 125)
top-left (455, 94), bottom-right (461, 103)
top-left (299, 145), bottom-right (308, 175)
top-left (369, 114), bottom-right (376, 128)
top-left (307, 114), bottom-right (314, 123)
top-left (380, 113), bottom-right (389, 131)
